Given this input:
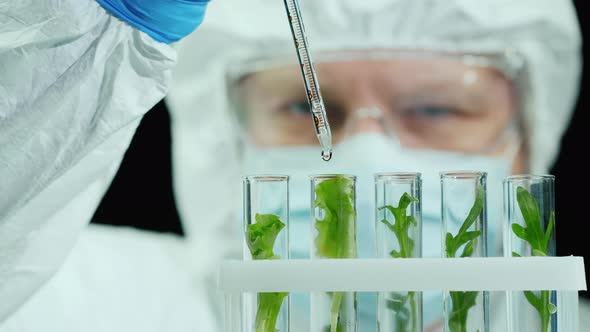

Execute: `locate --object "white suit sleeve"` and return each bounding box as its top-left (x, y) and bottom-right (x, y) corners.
top-left (0, 0), bottom-right (176, 321)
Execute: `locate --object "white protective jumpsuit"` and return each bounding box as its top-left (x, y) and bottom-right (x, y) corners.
top-left (0, 0), bottom-right (213, 330)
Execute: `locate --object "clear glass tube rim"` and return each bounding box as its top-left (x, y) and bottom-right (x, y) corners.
top-left (503, 174), bottom-right (555, 184)
top-left (440, 171), bottom-right (488, 179)
top-left (309, 174), bottom-right (357, 181)
top-left (243, 174), bottom-right (290, 182)
top-left (374, 172), bottom-right (422, 181)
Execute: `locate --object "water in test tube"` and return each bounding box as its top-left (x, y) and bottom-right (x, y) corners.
top-left (282, 0), bottom-right (333, 161)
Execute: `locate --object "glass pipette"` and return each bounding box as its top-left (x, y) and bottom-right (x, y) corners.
top-left (282, 0), bottom-right (333, 161)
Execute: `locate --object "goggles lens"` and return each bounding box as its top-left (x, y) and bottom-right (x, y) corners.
top-left (229, 55), bottom-right (520, 154)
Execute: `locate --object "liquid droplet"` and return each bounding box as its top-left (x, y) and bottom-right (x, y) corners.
top-left (321, 150), bottom-right (332, 162)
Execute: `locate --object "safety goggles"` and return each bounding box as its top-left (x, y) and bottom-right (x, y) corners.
top-left (226, 49), bottom-right (525, 155)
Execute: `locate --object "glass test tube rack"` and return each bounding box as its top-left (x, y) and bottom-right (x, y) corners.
top-left (230, 173), bottom-right (586, 331)
top-left (218, 257), bottom-right (586, 332)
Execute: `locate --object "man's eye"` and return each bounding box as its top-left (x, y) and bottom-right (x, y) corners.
top-left (405, 105), bottom-right (454, 120)
top-left (283, 102), bottom-right (309, 116)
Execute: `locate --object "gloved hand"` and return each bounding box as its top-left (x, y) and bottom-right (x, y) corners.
top-left (95, 0), bottom-right (211, 43)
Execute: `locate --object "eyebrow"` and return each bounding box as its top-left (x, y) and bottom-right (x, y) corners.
top-left (239, 62), bottom-right (509, 113)
top-left (397, 84), bottom-right (491, 115)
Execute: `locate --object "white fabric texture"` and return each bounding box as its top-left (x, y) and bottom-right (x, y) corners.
top-left (0, 224), bottom-right (211, 332)
top-left (0, 0), bottom-right (176, 322)
top-left (165, 0), bottom-right (583, 330)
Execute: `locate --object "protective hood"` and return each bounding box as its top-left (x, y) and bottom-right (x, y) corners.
top-left (168, 0), bottom-right (582, 175)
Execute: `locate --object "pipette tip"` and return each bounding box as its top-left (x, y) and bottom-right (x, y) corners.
top-left (321, 150), bottom-right (332, 162)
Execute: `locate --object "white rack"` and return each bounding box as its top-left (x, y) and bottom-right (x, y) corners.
top-left (218, 256), bottom-right (587, 331)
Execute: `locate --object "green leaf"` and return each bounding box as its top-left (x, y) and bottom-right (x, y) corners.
top-left (386, 293), bottom-right (409, 312)
top-left (511, 223), bottom-right (528, 242)
top-left (445, 232), bottom-right (455, 258)
top-left (454, 291), bottom-right (479, 313)
top-left (512, 252), bottom-right (521, 257)
top-left (446, 188), bottom-right (484, 258)
top-left (330, 292), bottom-right (344, 332)
top-left (255, 292), bottom-right (288, 332)
top-left (448, 291), bottom-right (480, 332)
top-left (390, 250), bottom-right (402, 258)
top-left (533, 249), bottom-right (547, 257)
top-left (407, 215), bottom-right (418, 226)
top-left (524, 291), bottom-right (543, 313)
top-left (457, 187), bottom-right (485, 236)
top-left (246, 214), bottom-right (285, 260)
top-left (448, 318), bottom-right (463, 332)
top-left (380, 218), bottom-right (395, 232)
top-left (385, 293), bottom-right (414, 331)
top-left (544, 212), bottom-right (555, 254)
top-left (516, 186), bottom-right (543, 250)
top-left (398, 193), bottom-right (419, 210)
top-left (460, 239), bottom-right (476, 258)
top-left (457, 231), bottom-right (481, 246)
top-left (380, 192), bottom-right (419, 259)
top-left (314, 177), bottom-right (357, 259)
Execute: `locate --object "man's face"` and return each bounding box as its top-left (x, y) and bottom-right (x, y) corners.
top-left (232, 56), bottom-right (525, 173)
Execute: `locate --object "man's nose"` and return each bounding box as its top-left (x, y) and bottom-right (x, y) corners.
top-left (345, 107), bottom-right (388, 136)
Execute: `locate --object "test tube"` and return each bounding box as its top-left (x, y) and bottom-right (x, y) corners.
top-left (504, 175), bottom-right (557, 332)
top-left (441, 172), bottom-right (489, 332)
top-left (310, 174), bottom-right (358, 332)
top-left (375, 173), bottom-right (423, 332)
top-left (243, 175), bottom-right (290, 332)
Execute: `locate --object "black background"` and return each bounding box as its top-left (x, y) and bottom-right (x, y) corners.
top-left (91, 1), bottom-right (590, 296)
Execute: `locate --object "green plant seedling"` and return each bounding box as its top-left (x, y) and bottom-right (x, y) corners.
top-left (512, 186), bottom-right (556, 332)
top-left (380, 192), bottom-right (419, 332)
top-left (246, 213), bottom-right (288, 332)
top-left (314, 176), bottom-right (357, 332)
top-left (445, 187), bottom-right (484, 332)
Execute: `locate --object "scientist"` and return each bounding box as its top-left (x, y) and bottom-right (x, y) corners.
top-left (165, 0), bottom-right (583, 331)
top-left (0, 0), bottom-right (213, 330)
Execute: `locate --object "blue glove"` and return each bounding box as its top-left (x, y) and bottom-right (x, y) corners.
top-left (95, 0), bottom-right (210, 44)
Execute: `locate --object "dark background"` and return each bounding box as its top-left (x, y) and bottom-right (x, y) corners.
top-left (91, 1), bottom-right (589, 296)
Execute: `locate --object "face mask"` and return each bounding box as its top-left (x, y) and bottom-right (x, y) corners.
top-left (241, 133), bottom-right (514, 329)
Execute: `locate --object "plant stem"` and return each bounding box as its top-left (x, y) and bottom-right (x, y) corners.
top-left (400, 230), bottom-right (410, 258)
top-left (449, 291), bottom-right (479, 332)
top-left (449, 291), bottom-right (466, 332)
top-left (541, 290), bottom-right (550, 332)
top-left (255, 292), bottom-right (287, 332)
top-left (409, 291), bottom-right (417, 332)
top-left (330, 292), bottom-right (344, 332)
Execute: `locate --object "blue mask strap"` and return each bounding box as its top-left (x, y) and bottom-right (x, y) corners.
top-left (95, 0), bottom-right (210, 44)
